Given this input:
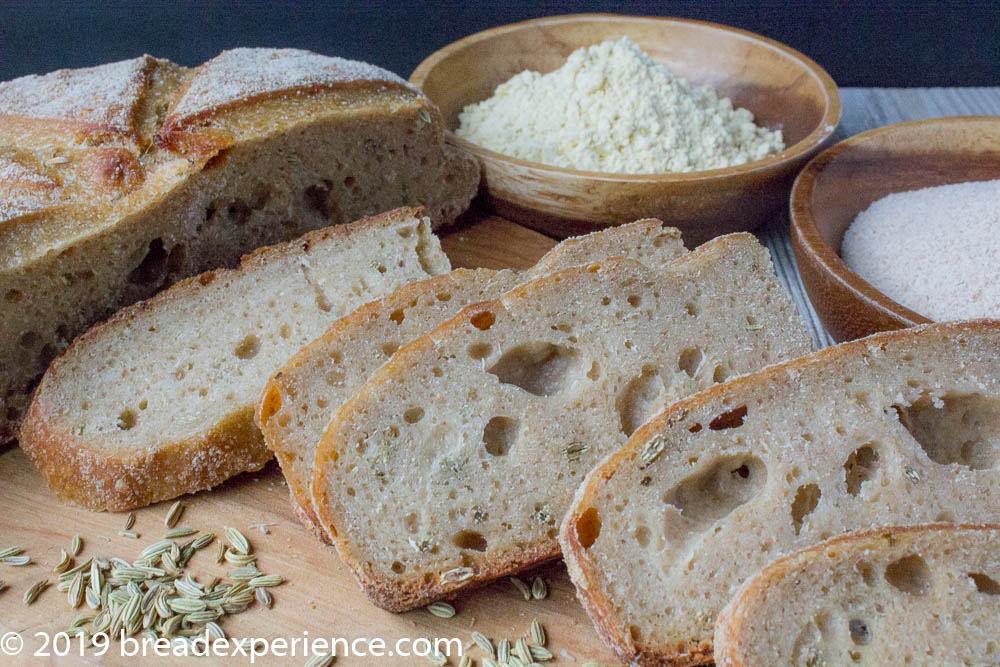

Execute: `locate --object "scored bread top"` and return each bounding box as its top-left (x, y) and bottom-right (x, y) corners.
top-left (560, 320), bottom-right (1000, 667)
top-left (19, 208), bottom-right (450, 510)
top-left (256, 220), bottom-right (687, 534)
top-left (312, 233), bottom-right (813, 612)
top-left (0, 48), bottom-right (435, 233)
top-left (714, 524), bottom-right (1000, 666)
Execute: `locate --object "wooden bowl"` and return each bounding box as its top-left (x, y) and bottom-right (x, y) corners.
top-left (411, 13), bottom-right (841, 244)
top-left (791, 116), bottom-right (1000, 342)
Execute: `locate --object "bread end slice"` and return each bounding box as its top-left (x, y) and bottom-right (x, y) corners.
top-left (20, 207), bottom-right (448, 511)
top-left (714, 524), bottom-right (1000, 667)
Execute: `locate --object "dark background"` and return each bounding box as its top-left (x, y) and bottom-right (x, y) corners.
top-left (0, 1), bottom-right (998, 87)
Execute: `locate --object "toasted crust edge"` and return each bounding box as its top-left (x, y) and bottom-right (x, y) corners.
top-left (713, 523), bottom-right (1000, 667)
top-left (18, 207), bottom-right (429, 511)
top-left (559, 319), bottom-right (1000, 666)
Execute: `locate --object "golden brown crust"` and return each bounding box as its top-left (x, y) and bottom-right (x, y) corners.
top-left (713, 523), bottom-right (1000, 667)
top-left (18, 207), bottom-right (428, 511)
top-left (561, 319), bottom-right (1000, 666)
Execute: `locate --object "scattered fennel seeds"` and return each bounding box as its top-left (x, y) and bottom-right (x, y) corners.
top-left (304, 653), bottom-right (335, 667)
top-left (2, 555), bottom-right (30, 566)
top-left (530, 619), bottom-right (546, 645)
top-left (124, 511), bottom-right (136, 531)
top-left (225, 526), bottom-right (250, 555)
top-left (427, 648), bottom-right (447, 666)
top-left (639, 434), bottom-right (668, 467)
top-left (458, 655), bottom-right (473, 667)
top-left (497, 638), bottom-right (510, 663)
top-left (165, 501), bottom-right (184, 528)
top-left (0, 546), bottom-right (23, 559)
top-left (70, 535), bottom-right (83, 557)
top-left (510, 576), bottom-right (531, 601)
top-left (471, 630), bottom-right (495, 658)
top-left (119, 529), bottom-right (140, 539)
top-left (531, 576), bottom-right (547, 600)
top-left (426, 601), bottom-right (456, 618)
top-left (23, 579), bottom-right (49, 605)
top-left (54, 549), bottom-right (73, 574)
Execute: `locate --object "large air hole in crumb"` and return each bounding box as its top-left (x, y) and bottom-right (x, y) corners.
top-left (709, 405), bottom-right (748, 430)
top-left (885, 554), bottom-right (932, 596)
top-left (969, 572), bottom-right (1000, 595)
top-left (390, 561), bottom-right (405, 574)
top-left (487, 342), bottom-right (580, 396)
top-left (381, 342), bottom-right (399, 357)
top-left (894, 392), bottom-right (1000, 469)
top-left (304, 181), bottom-right (334, 219)
top-left (634, 525), bottom-right (651, 547)
top-left (575, 507), bottom-right (601, 549)
top-left (482, 417), bottom-right (518, 456)
top-left (403, 407), bottom-right (425, 424)
top-left (791, 483), bottom-right (821, 535)
top-left (467, 343), bottom-right (492, 360)
top-left (453, 530), bottom-right (487, 552)
top-left (128, 238), bottom-right (168, 285)
top-left (677, 347), bottom-right (703, 377)
top-left (258, 387), bottom-right (282, 426)
top-left (849, 619), bottom-right (871, 645)
top-left (117, 409), bottom-right (137, 430)
top-left (662, 454), bottom-right (766, 526)
top-left (469, 311), bottom-right (495, 330)
top-left (616, 365), bottom-right (666, 436)
top-left (712, 365), bottom-right (729, 383)
top-left (234, 335), bottom-right (260, 360)
top-left (844, 444), bottom-right (880, 495)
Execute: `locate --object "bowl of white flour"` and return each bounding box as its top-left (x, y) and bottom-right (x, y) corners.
top-left (411, 14), bottom-right (841, 244)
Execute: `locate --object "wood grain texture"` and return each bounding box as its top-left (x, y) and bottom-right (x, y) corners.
top-left (411, 13), bottom-right (840, 246)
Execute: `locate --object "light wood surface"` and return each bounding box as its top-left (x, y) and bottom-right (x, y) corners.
top-left (411, 13), bottom-right (840, 245)
top-left (790, 116), bottom-right (1000, 341)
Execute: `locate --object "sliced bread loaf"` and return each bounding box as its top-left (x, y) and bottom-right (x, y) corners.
top-left (1, 48), bottom-right (478, 442)
top-left (19, 208), bottom-right (451, 511)
top-left (560, 320), bottom-right (1000, 666)
top-left (312, 233), bottom-right (813, 611)
top-left (256, 220), bottom-right (687, 538)
top-left (715, 524), bottom-right (1000, 666)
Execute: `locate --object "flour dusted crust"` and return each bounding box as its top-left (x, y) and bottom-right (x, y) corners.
top-left (19, 208), bottom-right (451, 511)
top-left (560, 320), bottom-right (1000, 666)
top-left (255, 220), bottom-right (687, 538)
top-left (714, 524), bottom-right (1000, 666)
top-left (0, 49), bottom-right (479, 443)
top-left (312, 233), bottom-right (812, 612)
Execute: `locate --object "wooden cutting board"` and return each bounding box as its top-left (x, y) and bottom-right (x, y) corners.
top-left (0, 215), bottom-right (621, 666)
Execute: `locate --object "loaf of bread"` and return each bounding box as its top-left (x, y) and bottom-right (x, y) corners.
top-left (0, 48), bottom-right (479, 442)
top-left (715, 524), bottom-right (1000, 666)
top-left (256, 220), bottom-right (687, 539)
top-left (20, 208), bottom-right (451, 511)
top-left (560, 320), bottom-right (1000, 666)
top-left (312, 234), bottom-right (813, 612)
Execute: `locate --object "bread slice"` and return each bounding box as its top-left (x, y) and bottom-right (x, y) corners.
top-left (715, 524), bottom-right (1000, 666)
top-left (0, 48), bottom-right (479, 442)
top-left (559, 320), bottom-right (1000, 667)
top-left (19, 208), bottom-right (451, 511)
top-left (312, 233), bottom-right (813, 612)
top-left (256, 220), bottom-right (688, 539)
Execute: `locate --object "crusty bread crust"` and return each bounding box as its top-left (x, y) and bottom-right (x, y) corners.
top-left (714, 523), bottom-right (1000, 667)
top-left (19, 208), bottom-right (444, 511)
top-left (560, 319), bottom-right (1000, 666)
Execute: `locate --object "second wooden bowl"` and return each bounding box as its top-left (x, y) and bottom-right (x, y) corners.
top-left (411, 13), bottom-right (841, 244)
top-left (791, 116), bottom-right (1000, 342)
